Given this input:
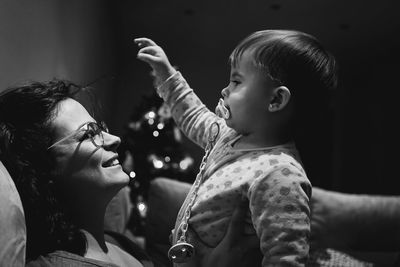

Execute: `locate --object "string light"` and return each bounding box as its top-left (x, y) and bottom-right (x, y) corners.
top-left (153, 159), bottom-right (164, 169)
top-left (157, 122), bottom-right (164, 130)
top-left (138, 202), bottom-right (145, 211)
top-left (179, 156), bottom-right (194, 170)
top-left (136, 195), bottom-right (148, 218)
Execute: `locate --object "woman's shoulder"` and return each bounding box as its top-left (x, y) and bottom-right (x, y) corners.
top-left (26, 250), bottom-right (120, 267)
top-left (106, 241), bottom-right (147, 267)
top-left (105, 231), bottom-right (153, 267)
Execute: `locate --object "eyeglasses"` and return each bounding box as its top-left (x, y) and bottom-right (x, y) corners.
top-left (48, 121), bottom-right (109, 150)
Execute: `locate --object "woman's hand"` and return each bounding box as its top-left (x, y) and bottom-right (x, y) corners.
top-left (134, 37), bottom-right (177, 84)
top-left (203, 198), bottom-right (259, 267)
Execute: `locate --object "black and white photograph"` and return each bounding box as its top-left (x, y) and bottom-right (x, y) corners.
top-left (1, 1), bottom-right (399, 266)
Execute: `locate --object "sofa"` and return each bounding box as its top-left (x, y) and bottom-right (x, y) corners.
top-left (144, 177), bottom-right (400, 266)
top-left (2, 161), bottom-right (400, 266)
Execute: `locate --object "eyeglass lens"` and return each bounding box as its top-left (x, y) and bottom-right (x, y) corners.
top-left (88, 122), bottom-right (108, 147)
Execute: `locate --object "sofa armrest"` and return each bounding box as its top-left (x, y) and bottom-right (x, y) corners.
top-left (311, 187), bottom-right (400, 265)
top-left (311, 187), bottom-right (400, 252)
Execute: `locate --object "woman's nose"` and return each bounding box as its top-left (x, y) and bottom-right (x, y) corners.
top-left (102, 132), bottom-right (121, 151)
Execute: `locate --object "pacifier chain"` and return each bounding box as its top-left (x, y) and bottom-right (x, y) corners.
top-left (168, 122), bottom-right (220, 263)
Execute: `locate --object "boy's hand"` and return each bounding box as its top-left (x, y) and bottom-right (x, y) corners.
top-left (134, 38), bottom-right (177, 84)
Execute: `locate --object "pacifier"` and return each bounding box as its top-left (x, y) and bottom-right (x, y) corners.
top-left (168, 241), bottom-right (195, 263)
top-left (215, 98), bottom-right (231, 119)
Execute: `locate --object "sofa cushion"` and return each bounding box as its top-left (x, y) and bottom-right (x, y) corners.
top-left (0, 161), bottom-right (26, 266)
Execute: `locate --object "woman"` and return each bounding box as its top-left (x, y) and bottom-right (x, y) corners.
top-left (0, 79), bottom-right (256, 267)
top-left (0, 80), bottom-right (146, 266)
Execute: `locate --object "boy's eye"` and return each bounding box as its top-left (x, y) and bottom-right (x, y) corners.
top-left (230, 80), bottom-right (240, 85)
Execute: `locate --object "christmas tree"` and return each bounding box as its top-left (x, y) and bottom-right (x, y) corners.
top-left (118, 91), bottom-right (196, 235)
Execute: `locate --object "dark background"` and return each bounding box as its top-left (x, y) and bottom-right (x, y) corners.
top-left (1, 0), bottom-right (399, 194)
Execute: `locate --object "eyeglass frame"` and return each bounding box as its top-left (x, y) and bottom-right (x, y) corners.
top-left (47, 121), bottom-right (109, 150)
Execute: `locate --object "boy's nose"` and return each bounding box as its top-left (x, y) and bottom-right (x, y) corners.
top-left (221, 86), bottom-right (229, 98)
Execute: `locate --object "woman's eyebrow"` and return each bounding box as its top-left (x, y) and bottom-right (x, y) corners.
top-left (75, 121), bottom-right (95, 130)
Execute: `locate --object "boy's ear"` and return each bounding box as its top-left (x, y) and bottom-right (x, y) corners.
top-left (268, 86), bottom-right (291, 112)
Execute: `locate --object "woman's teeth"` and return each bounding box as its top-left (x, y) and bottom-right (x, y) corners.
top-left (110, 159), bottom-right (120, 167)
top-left (215, 98), bottom-right (231, 119)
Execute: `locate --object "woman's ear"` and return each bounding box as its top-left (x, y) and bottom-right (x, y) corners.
top-left (268, 86), bottom-right (291, 112)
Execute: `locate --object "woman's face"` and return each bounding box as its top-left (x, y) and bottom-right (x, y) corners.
top-left (50, 98), bottom-right (129, 204)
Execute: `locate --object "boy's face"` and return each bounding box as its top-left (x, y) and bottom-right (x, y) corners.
top-left (221, 51), bottom-right (275, 134)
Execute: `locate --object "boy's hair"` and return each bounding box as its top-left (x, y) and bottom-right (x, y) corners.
top-left (229, 29), bottom-right (338, 123)
top-left (230, 30), bottom-right (338, 184)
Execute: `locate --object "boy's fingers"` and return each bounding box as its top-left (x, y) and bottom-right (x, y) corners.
top-left (137, 53), bottom-right (159, 64)
top-left (134, 37), bottom-right (157, 47)
top-left (138, 46), bottom-right (159, 56)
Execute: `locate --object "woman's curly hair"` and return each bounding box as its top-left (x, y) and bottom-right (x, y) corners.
top-left (0, 80), bottom-right (87, 260)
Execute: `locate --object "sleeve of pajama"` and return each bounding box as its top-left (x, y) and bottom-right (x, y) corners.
top-left (248, 164), bottom-right (311, 267)
top-left (156, 71), bottom-right (228, 149)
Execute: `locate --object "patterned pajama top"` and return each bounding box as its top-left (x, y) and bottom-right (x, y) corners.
top-left (157, 72), bottom-right (312, 267)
